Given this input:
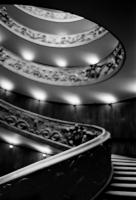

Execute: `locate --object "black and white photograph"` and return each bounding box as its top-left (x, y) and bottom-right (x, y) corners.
top-left (0, 0), bottom-right (135, 199)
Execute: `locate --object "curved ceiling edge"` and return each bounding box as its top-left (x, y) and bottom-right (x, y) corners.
top-left (14, 5), bottom-right (84, 22)
top-left (0, 43), bottom-right (125, 86)
top-left (0, 6), bottom-right (108, 48)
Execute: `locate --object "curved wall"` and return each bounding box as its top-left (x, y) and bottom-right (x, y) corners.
top-left (0, 88), bottom-right (136, 141)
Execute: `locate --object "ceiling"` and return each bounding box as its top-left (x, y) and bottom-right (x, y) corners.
top-left (0, 1), bottom-right (136, 105)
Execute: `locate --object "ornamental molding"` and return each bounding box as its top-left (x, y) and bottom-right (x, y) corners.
top-left (0, 6), bottom-right (108, 48)
top-left (14, 5), bottom-right (84, 22)
top-left (0, 99), bottom-right (100, 147)
top-left (0, 43), bottom-right (125, 86)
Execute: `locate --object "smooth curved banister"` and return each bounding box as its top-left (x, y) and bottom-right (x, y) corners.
top-left (0, 130), bottom-right (110, 186)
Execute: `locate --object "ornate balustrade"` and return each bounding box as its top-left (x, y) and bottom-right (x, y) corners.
top-left (0, 6), bottom-right (107, 47)
top-left (0, 99), bottom-right (102, 148)
top-left (0, 43), bottom-right (125, 86)
top-left (0, 99), bottom-right (111, 200)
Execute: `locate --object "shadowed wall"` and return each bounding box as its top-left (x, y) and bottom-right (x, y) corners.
top-left (1, 89), bottom-right (136, 156)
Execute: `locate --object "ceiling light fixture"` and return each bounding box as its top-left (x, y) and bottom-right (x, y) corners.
top-left (97, 93), bottom-right (117, 104)
top-left (64, 94), bottom-right (81, 105)
top-left (9, 144), bottom-right (14, 149)
top-left (21, 49), bottom-right (35, 61)
top-left (85, 54), bottom-right (100, 65)
top-left (0, 79), bottom-right (14, 91)
top-left (55, 58), bottom-right (67, 67)
top-left (31, 90), bottom-right (47, 101)
top-left (42, 153), bottom-right (47, 157)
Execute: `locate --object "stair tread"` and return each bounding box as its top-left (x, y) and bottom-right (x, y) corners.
top-left (106, 190), bottom-right (136, 197)
top-left (110, 183), bottom-right (136, 188)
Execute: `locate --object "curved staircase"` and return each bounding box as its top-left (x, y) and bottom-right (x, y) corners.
top-left (99, 154), bottom-right (136, 200)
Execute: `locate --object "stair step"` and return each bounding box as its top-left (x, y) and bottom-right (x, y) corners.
top-left (114, 171), bottom-right (136, 175)
top-left (110, 183), bottom-right (136, 188)
top-left (105, 190), bottom-right (136, 197)
top-left (114, 166), bottom-right (136, 170)
top-left (113, 162), bottom-right (136, 166)
top-left (112, 154), bottom-right (136, 160)
top-left (113, 176), bottom-right (136, 181)
top-left (112, 159), bottom-right (136, 163)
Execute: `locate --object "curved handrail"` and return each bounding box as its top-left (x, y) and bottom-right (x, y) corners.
top-left (0, 130), bottom-right (110, 185)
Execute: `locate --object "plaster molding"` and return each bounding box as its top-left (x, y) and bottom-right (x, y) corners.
top-left (0, 6), bottom-right (108, 47)
top-left (14, 5), bottom-right (84, 22)
top-left (0, 43), bottom-right (125, 86)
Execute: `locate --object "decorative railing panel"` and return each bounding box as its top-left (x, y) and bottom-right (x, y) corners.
top-left (0, 99), bottom-right (102, 147)
top-left (14, 5), bottom-right (84, 22)
top-left (0, 6), bottom-right (107, 47)
top-left (0, 43), bottom-right (125, 86)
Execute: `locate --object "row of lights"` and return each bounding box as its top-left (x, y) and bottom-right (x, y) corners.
top-left (2, 134), bottom-right (51, 156)
top-left (21, 49), bottom-right (100, 66)
top-left (8, 144), bottom-right (47, 158)
top-left (0, 78), bottom-right (118, 104)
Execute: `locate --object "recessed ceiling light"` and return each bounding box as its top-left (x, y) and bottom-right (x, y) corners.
top-left (85, 54), bottom-right (100, 65)
top-left (97, 93), bottom-right (117, 104)
top-left (42, 153), bottom-right (47, 157)
top-left (0, 79), bottom-right (14, 91)
top-left (34, 145), bottom-right (52, 154)
top-left (31, 90), bottom-right (47, 101)
top-left (55, 58), bottom-right (67, 67)
top-left (9, 144), bottom-right (14, 149)
top-left (64, 94), bottom-right (81, 105)
top-left (0, 134), bottom-right (21, 145)
top-left (21, 49), bottom-right (35, 61)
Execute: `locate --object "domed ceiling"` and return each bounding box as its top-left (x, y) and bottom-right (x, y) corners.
top-left (0, 2), bottom-right (135, 105)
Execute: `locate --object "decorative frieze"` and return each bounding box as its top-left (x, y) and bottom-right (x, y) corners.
top-left (0, 43), bottom-right (125, 86)
top-left (0, 6), bottom-right (108, 47)
top-left (14, 5), bottom-right (83, 22)
top-left (0, 99), bottom-right (100, 147)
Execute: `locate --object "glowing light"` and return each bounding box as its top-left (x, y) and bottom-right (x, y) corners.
top-left (0, 79), bottom-right (14, 91)
top-left (31, 90), bottom-right (47, 101)
top-left (64, 94), bottom-right (81, 105)
top-left (1, 134), bottom-right (21, 145)
top-left (9, 144), bottom-right (14, 149)
top-left (85, 54), bottom-right (100, 65)
top-left (55, 58), bottom-right (67, 67)
top-left (97, 93), bottom-right (117, 104)
top-left (35, 145), bottom-right (52, 154)
top-left (21, 49), bottom-right (35, 61)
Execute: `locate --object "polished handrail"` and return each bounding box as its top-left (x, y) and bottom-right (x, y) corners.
top-left (0, 130), bottom-right (110, 185)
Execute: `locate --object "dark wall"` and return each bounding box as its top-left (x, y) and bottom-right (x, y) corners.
top-left (0, 89), bottom-right (136, 141)
top-left (0, 140), bottom-right (44, 176)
